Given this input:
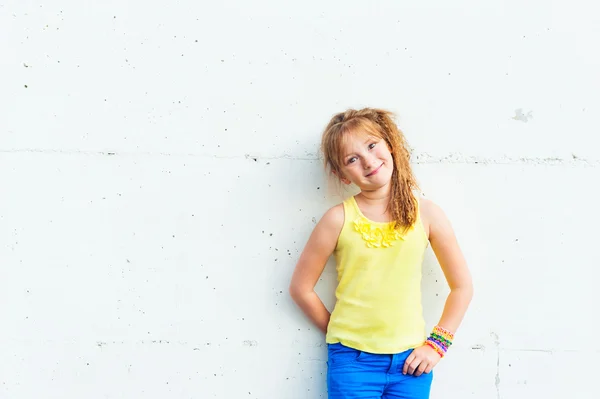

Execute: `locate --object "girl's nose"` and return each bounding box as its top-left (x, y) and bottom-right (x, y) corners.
top-left (363, 155), bottom-right (377, 169)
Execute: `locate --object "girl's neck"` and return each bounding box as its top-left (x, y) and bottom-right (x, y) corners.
top-left (357, 182), bottom-right (392, 205)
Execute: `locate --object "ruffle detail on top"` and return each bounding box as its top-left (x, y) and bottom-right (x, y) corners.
top-left (352, 216), bottom-right (410, 248)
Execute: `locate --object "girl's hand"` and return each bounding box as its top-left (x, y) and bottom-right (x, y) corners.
top-left (402, 344), bottom-right (441, 376)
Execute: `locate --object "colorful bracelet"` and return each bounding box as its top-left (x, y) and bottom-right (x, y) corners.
top-left (433, 325), bottom-right (455, 340)
top-left (425, 340), bottom-right (445, 357)
top-left (425, 325), bottom-right (454, 358)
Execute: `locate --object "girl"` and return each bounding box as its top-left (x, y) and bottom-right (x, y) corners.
top-left (289, 108), bottom-right (473, 399)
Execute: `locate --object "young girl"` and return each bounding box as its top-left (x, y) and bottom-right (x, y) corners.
top-left (289, 108), bottom-right (473, 398)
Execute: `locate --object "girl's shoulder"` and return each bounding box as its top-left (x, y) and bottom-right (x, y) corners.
top-left (307, 202), bottom-right (346, 250)
top-left (319, 202), bottom-right (345, 230)
top-left (417, 196), bottom-right (445, 218)
top-left (417, 195), bottom-right (435, 213)
top-left (416, 195), bottom-right (453, 237)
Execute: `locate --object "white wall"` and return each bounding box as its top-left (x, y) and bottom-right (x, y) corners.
top-left (1, 1), bottom-right (599, 398)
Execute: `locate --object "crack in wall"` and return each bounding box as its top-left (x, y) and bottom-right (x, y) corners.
top-left (500, 348), bottom-right (600, 353)
top-left (413, 153), bottom-right (599, 166)
top-left (1, 148), bottom-right (599, 166)
top-left (491, 332), bottom-right (501, 399)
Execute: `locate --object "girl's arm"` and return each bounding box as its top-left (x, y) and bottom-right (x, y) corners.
top-left (425, 198), bottom-right (474, 333)
top-left (403, 198), bottom-right (473, 376)
top-left (289, 204), bottom-right (344, 334)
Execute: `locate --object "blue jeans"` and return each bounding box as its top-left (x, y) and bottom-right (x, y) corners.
top-left (327, 343), bottom-right (433, 399)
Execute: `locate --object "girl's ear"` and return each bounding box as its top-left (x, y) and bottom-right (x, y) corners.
top-left (332, 169), bottom-right (351, 185)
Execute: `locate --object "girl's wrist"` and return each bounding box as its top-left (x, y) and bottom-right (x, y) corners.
top-left (425, 325), bottom-right (454, 358)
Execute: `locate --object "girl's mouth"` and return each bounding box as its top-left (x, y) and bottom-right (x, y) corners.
top-left (366, 163), bottom-right (383, 177)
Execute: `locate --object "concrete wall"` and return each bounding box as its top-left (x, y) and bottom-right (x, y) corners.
top-left (1, 1), bottom-right (599, 398)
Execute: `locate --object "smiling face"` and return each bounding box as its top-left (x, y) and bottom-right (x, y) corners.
top-left (321, 108), bottom-right (420, 228)
top-left (337, 130), bottom-right (394, 191)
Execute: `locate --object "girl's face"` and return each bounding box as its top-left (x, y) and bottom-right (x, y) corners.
top-left (338, 130), bottom-right (394, 191)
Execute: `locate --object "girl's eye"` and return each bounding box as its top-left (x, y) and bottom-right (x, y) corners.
top-left (348, 157), bottom-right (357, 164)
top-left (368, 143), bottom-right (376, 149)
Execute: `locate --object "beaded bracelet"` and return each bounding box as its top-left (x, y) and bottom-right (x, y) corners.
top-left (425, 325), bottom-right (454, 358)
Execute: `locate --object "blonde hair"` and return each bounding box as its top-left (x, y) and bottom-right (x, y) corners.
top-left (321, 108), bottom-right (419, 230)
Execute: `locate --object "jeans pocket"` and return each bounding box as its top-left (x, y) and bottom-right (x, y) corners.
top-left (328, 343), bottom-right (364, 368)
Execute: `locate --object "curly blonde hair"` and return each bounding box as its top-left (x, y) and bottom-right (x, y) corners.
top-left (321, 108), bottom-right (419, 230)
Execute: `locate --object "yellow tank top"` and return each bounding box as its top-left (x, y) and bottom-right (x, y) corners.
top-left (325, 195), bottom-right (429, 354)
